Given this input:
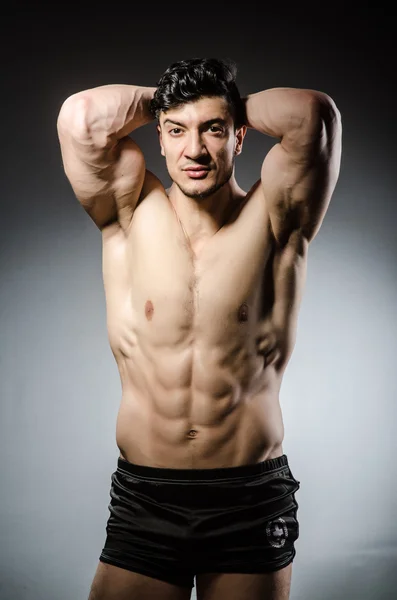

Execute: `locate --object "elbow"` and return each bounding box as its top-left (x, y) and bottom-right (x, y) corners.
top-left (57, 92), bottom-right (115, 148)
top-left (57, 93), bottom-right (92, 138)
top-left (308, 92), bottom-right (342, 131)
top-left (302, 92), bottom-right (342, 152)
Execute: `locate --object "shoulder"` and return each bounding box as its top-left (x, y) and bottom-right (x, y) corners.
top-left (102, 170), bottom-right (167, 241)
top-left (142, 170), bottom-right (166, 191)
top-left (133, 169), bottom-right (167, 204)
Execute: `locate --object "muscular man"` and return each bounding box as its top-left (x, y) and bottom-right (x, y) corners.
top-left (57, 58), bottom-right (342, 600)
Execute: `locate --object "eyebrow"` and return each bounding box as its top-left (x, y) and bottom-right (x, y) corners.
top-left (163, 118), bottom-right (228, 128)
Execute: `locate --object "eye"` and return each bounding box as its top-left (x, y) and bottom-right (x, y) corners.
top-left (209, 125), bottom-right (223, 134)
top-left (169, 128), bottom-right (183, 135)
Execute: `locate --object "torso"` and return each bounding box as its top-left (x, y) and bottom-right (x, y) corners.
top-left (101, 171), bottom-right (304, 469)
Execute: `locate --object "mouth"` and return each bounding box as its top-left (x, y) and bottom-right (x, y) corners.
top-left (183, 167), bottom-right (211, 179)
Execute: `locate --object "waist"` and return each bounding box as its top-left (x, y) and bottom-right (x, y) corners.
top-left (116, 453), bottom-right (290, 482)
top-left (116, 390), bottom-right (284, 469)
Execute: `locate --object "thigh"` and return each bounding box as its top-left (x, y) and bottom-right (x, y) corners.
top-left (196, 563), bottom-right (292, 600)
top-left (88, 562), bottom-right (192, 600)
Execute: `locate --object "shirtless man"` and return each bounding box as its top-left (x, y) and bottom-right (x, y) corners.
top-left (57, 58), bottom-right (342, 600)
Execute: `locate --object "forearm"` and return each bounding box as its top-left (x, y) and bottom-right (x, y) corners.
top-left (244, 87), bottom-right (338, 141)
top-left (58, 84), bottom-right (156, 145)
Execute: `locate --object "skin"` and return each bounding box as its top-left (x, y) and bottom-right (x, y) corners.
top-left (57, 83), bottom-right (341, 600)
top-left (110, 97), bottom-right (286, 470)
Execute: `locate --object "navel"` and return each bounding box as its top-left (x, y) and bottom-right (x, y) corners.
top-left (145, 300), bottom-right (154, 321)
top-left (238, 303), bottom-right (249, 322)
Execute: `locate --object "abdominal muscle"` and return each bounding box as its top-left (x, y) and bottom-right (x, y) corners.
top-left (113, 338), bottom-right (285, 469)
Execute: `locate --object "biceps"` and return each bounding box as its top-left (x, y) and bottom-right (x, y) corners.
top-left (58, 133), bottom-right (111, 199)
top-left (261, 113), bottom-right (342, 245)
top-left (58, 132), bottom-right (145, 230)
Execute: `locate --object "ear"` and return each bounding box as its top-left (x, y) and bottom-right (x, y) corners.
top-left (235, 125), bottom-right (247, 156)
top-left (157, 124), bottom-right (165, 157)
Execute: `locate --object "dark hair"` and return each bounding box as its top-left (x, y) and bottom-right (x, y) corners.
top-left (150, 57), bottom-right (246, 128)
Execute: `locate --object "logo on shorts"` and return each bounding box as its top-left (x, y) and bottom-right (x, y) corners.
top-left (266, 517), bottom-right (288, 548)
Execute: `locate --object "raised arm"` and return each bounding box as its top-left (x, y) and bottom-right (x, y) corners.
top-left (57, 84), bottom-right (156, 232)
top-left (244, 87), bottom-right (342, 246)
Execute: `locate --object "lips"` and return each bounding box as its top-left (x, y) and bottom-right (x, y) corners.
top-left (184, 167), bottom-right (210, 179)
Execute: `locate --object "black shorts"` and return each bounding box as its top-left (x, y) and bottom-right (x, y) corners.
top-left (99, 454), bottom-right (300, 590)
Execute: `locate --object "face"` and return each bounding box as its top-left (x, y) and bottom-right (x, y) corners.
top-left (158, 96), bottom-right (246, 200)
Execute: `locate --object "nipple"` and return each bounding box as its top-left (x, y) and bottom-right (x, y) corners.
top-left (145, 300), bottom-right (154, 321)
top-left (238, 303), bottom-right (249, 322)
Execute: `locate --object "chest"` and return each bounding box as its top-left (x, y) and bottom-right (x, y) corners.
top-left (102, 192), bottom-right (275, 342)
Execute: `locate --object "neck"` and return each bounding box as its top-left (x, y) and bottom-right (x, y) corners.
top-left (167, 176), bottom-right (246, 238)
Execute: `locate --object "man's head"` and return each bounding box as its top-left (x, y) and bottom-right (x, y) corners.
top-left (150, 58), bottom-right (247, 200)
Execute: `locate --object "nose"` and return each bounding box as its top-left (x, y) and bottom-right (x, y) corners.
top-left (184, 131), bottom-right (207, 160)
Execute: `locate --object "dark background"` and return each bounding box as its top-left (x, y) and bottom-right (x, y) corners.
top-left (1, 5), bottom-right (395, 232)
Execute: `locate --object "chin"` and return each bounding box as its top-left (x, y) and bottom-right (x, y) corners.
top-left (183, 183), bottom-right (219, 200)
top-left (175, 175), bottom-right (226, 200)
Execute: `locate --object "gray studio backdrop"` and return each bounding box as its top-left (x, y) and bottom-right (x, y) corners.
top-left (1, 9), bottom-right (396, 600)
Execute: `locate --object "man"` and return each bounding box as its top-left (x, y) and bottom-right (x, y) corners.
top-left (57, 58), bottom-right (342, 600)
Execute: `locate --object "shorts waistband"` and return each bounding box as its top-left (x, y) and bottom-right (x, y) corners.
top-left (117, 454), bottom-right (289, 482)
